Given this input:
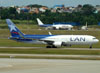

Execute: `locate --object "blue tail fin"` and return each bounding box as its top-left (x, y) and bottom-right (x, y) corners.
top-left (6, 19), bottom-right (24, 37)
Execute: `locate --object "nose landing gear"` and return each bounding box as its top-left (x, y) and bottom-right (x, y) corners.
top-left (89, 45), bottom-right (92, 49)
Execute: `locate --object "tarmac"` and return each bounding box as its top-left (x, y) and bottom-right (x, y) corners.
top-left (0, 47), bottom-right (100, 50)
top-left (0, 54), bottom-right (100, 60)
top-left (0, 58), bottom-right (100, 73)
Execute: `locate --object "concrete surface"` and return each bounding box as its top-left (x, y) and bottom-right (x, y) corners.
top-left (0, 47), bottom-right (100, 50)
top-left (0, 58), bottom-right (100, 73)
top-left (0, 54), bottom-right (100, 59)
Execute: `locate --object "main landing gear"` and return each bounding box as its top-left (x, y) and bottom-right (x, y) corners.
top-left (89, 45), bottom-right (92, 49)
top-left (46, 45), bottom-right (57, 48)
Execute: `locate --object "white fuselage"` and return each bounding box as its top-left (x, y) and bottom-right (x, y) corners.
top-left (41, 35), bottom-right (99, 45)
top-left (17, 35), bottom-right (99, 47)
top-left (52, 24), bottom-right (73, 30)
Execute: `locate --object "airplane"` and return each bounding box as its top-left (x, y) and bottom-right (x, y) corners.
top-left (37, 18), bottom-right (73, 30)
top-left (81, 22), bottom-right (88, 30)
top-left (36, 18), bottom-right (52, 27)
top-left (6, 19), bottom-right (99, 48)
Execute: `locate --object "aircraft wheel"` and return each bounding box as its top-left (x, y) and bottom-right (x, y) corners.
top-left (52, 45), bottom-right (57, 48)
top-left (46, 45), bottom-right (57, 48)
top-left (89, 45), bottom-right (92, 49)
top-left (46, 46), bottom-right (52, 48)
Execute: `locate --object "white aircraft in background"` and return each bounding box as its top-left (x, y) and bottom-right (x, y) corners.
top-left (37, 18), bottom-right (73, 30)
top-left (6, 19), bottom-right (99, 48)
top-left (81, 22), bottom-right (88, 30)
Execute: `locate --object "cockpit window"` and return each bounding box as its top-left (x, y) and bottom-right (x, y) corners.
top-left (93, 38), bottom-right (96, 39)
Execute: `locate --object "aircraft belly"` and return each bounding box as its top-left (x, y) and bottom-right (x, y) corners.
top-left (27, 41), bottom-right (46, 44)
top-left (68, 41), bottom-right (90, 45)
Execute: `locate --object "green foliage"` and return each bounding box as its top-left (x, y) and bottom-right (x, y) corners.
top-left (27, 4), bottom-right (47, 8)
top-left (0, 4), bottom-right (99, 25)
top-left (81, 4), bottom-right (96, 15)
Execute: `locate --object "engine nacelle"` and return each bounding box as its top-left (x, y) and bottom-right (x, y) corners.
top-left (53, 27), bottom-right (59, 30)
top-left (62, 42), bottom-right (71, 47)
top-left (53, 42), bottom-right (62, 47)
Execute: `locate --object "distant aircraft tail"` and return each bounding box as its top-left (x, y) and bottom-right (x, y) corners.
top-left (86, 22), bottom-right (87, 27)
top-left (36, 18), bottom-right (44, 26)
top-left (6, 19), bottom-right (24, 38)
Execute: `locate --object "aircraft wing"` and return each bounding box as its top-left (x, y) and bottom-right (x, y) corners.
top-left (39, 39), bottom-right (54, 45)
top-left (39, 39), bottom-right (63, 47)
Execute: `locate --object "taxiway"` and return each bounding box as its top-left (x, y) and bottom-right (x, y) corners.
top-left (0, 47), bottom-right (100, 50)
top-left (0, 58), bottom-right (100, 73)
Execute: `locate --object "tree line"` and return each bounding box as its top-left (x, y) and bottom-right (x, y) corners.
top-left (0, 4), bottom-right (100, 25)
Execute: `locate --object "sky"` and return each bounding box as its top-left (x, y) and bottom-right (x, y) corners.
top-left (0, 0), bottom-right (100, 7)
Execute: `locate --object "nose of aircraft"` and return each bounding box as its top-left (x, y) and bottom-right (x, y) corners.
top-left (96, 39), bottom-right (99, 43)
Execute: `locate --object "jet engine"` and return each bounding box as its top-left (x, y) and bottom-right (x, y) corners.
top-left (53, 42), bottom-right (62, 47)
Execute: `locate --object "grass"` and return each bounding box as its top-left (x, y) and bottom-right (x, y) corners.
top-left (0, 48), bottom-right (100, 55)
